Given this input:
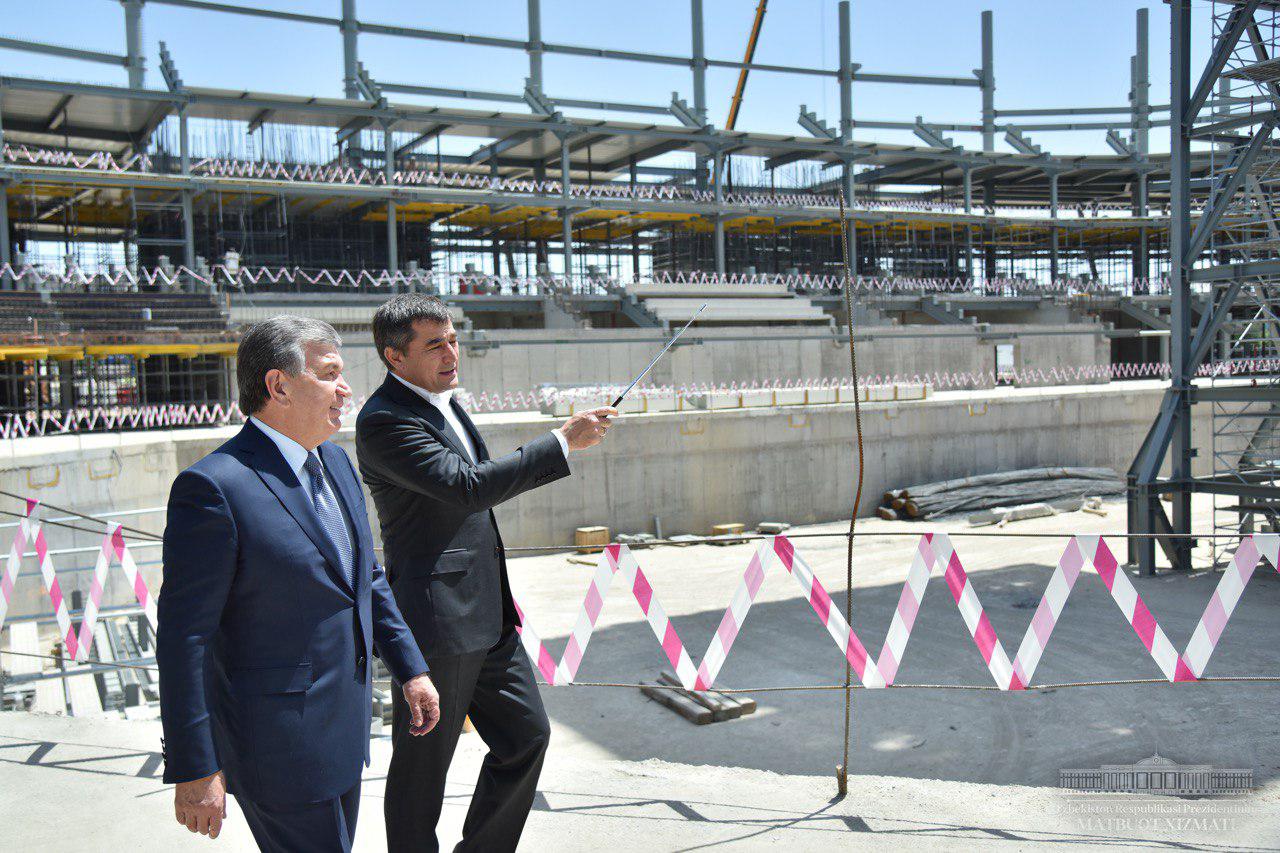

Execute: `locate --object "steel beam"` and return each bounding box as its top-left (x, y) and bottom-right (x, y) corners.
top-left (0, 35), bottom-right (127, 68)
top-left (467, 130), bottom-right (544, 165)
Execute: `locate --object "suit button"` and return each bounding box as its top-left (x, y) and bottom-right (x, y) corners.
top-left (356, 655), bottom-right (367, 669)
top-left (494, 546), bottom-right (501, 557)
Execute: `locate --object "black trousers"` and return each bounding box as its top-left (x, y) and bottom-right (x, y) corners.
top-left (385, 627), bottom-right (550, 853)
top-left (237, 782), bottom-right (361, 853)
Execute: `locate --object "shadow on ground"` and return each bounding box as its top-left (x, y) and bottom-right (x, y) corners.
top-left (539, 559), bottom-right (1280, 787)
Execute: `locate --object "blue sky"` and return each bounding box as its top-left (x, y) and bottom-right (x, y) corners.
top-left (2, 1), bottom-right (1212, 156)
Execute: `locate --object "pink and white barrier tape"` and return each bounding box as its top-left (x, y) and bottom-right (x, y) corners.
top-left (0, 503), bottom-right (157, 663)
top-left (514, 533), bottom-right (1279, 691)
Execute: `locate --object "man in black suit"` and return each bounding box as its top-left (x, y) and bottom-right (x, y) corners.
top-left (356, 294), bottom-right (616, 852)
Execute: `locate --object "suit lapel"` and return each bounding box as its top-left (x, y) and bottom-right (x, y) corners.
top-left (380, 374), bottom-right (476, 462)
top-left (319, 441), bottom-right (368, 585)
top-left (451, 398), bottom-right (489, 462)
top-left (236, 422), bottom-right (347, 590)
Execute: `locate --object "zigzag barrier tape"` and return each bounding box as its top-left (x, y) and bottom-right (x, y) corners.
top-left (513, 533), bottom-right (1280, 692)
top-left (1, 496), bottom-right (1276, 685)
top-left (0, 259), bottom-right (1175, 296)
top-left (0, 358), bottom-right (1271, 431)
top-left (0, 502), bottom-right (158, 662)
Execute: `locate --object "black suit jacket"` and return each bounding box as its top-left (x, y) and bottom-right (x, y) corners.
top-left (355, 374), bottom-right (571, 655)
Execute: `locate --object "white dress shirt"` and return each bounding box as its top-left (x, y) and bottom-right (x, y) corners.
top-left (391, 373), bottom-right (569, 460)
top-left (249, 416), bottom-right (326, 496)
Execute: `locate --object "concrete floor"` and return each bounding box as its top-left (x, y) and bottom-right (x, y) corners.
top-left (3, 496), bottom-right (1279, 850)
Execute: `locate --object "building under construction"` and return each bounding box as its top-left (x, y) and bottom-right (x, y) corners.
top-left (0, 0), bottom-right (1276, 574)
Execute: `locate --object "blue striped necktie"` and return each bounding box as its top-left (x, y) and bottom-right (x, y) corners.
top-left (303, 451), bottom-right (355, 589)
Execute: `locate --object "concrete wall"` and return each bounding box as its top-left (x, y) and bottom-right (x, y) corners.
top-left (337, 325), bottom-right (1111, 402)
top-left (0, 381), bottom-right (1210, 620)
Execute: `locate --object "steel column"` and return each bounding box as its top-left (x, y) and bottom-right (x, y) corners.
top-left (560, 136), bottom-right (573, 279)
top-left (691, 0), bottom-right (707, 125)
top-left (838, 1), bottom-right (853, 143)
top-left (527, 0), bottom-right (543, 92)
top-left (342, 0), bottom-right (359, 99)
top-left (1169, 0), bottom-right (1194, 571)
top-left (980, 11), bottom-right (995, 152)
top-left (385, 125), bottom-right (398, 272)
top-left (1134, 8), bottom-right (1150, 156)
top-left (0, 93), bottom-right (8, 276)
top-left (122, 0), bottom-right (145, 88)
top-left (713, 147), bottom-right (725, 274)
top-left (1049, 171), bottom-right (1059, 281)
top-left (179, 108), bottom-right (196, 274)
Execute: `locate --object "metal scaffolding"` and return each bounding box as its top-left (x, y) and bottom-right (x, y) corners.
top-left (1128, 0), bottom-right (1280, 573)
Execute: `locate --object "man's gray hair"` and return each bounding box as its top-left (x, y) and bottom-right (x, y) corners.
top-left (236, 315), bottom-right (342, 415)
top-left (372, 294), bottom-right (453, 370)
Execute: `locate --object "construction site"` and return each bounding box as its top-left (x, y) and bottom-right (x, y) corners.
top-left (1, 1), bottom-right (1279, 850)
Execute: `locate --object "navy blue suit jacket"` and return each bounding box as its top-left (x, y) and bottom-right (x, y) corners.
top-left (157, 421), bottom-right (428, 806)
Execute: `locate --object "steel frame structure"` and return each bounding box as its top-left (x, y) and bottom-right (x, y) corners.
top-left (1127, 0), bottom-right (1280, 573)
top-left (0, 1), bottom-right (1210, 284)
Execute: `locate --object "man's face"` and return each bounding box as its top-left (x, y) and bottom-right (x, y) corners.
top-left (287, 342), bottom-right (351, 442)
top-left (387, 319), bottom-right (460, 394)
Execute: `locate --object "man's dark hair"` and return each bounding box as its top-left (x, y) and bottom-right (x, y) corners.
top-left (236, 315), bottom-right (341, 416)
top-left (372, 294), bottom-right (454, 370)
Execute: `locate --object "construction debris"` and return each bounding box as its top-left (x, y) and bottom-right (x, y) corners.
top-left (756, 522), bottom-right (791, 534)
top-left (878, 467), bottom-right (1123, 520)
top-left (639, 670), bottom-right (757, 724)
top-left (616, 533), bottom-right (657, 549)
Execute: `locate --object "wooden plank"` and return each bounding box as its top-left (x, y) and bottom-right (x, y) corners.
top-left (638, 681), bottom-right (712, 725)
top-left (658, 670), bottom-right (756, 717)
top-left (656, 672), bottom-right (738, 721)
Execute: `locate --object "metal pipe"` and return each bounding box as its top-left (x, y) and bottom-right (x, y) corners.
top-left (691, 0), bottom-right (707, 124)
top-left (342, 0), bottom-right (359, 99)
top-left (527, 0), bottom-right (543, 92)
top-left (385, 124), bottom-right (397, 272)
top-left (121, 0), bottom-right (145, 87)
top-left (838, 1), bottom-right (853, 143)
top-left (981, 10), bottom-right (995, 152)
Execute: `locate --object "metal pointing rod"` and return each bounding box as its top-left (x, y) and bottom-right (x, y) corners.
top-left (610, 303), bottom-right (707, 407)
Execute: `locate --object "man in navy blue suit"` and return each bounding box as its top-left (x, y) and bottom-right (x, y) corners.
top-left (157, 316), bottom-right (440, 851)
